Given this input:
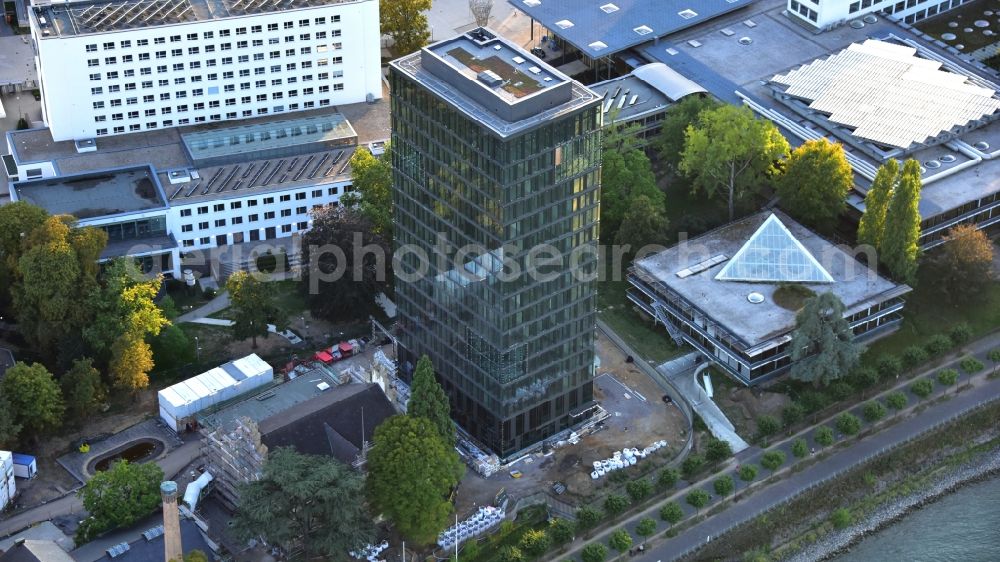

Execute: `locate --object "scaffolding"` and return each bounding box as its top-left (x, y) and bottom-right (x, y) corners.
top-left (200, 417), bottom-right (267, 510)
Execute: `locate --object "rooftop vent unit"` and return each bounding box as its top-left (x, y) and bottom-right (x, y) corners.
top-left (555, 19), bottom-right (574, 29)
top-left (634, 25), bottom-right (653, 36)
top-left (738, 36), bottom-right (753, 45)
top-left (477, 69), bottom-right (503, 88)
top-left (747, 292), bottom-right (765, 304)
top-left (600, 3), bottom-right (619, 13)
top-left (678, 8), bottom-right (698, 19)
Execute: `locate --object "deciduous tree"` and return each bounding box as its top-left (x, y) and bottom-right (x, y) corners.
top-left (344, 144), bottom-right (394, 238)
top-left (791, 438), bottom-right (809, 459)
top-left (881, 159), bottom-right (922, 283)
top-left (713, 475), bottom-right (734, 498)
top-left (0, 394), bottom-right (22, 449)
top-left (86, 258), bottom-right (168, 367)
top-left (614, 195), bottom-right (670, 255)
top-left (519, 528), bottom-right (550, 556)
top-left (885, 391), bottom-right (908, 416)
top-left (77, 460), bottom-right (163, 542)
top-left (380, 0), bottom-right (431, 55)
top-left (656, 96), bottom-right (721, 171)
top-left (581, 543), bottom-right (607, 562)
top-left (685, 489), bottom-right (710, 513)
top-left (366, 415), bottom-right (463, 544)
top-left (301, 206), bottom-right (391, 320)
top-left (862, 401), bottom-right (887, 423)
top-left (549, 518), bottom-right (575, 546)
top-left (150, 325), bottom-right (195, 373)
top-left (776, 139), bottom-right (852, 232)
top-left (814, 426), bottom-right (834, 447)
top-left (407, 355), bottom-right (455, 447)
top-left (233, 448), bottom-right (374, 560)
top-left (61, 358), bottom-right (106, 421)
top-left (679, 105), bottom-right (789, 220)
top-left (659, 501), bottom-right (684, 525)
top-left (608, 529), bottom-right (632, 555)
top-left (1, 362), bottom-right (64, 437)
top-left (109, 335), bottom-right (155, 392)
top-left (603, 494), bottom-right (629, 518)
top-left (0, 202), bottom-right (48, 314)
top-left (790, 292), bottom-right (862, 386)
top-left (225, 271), bottom-right (283, 349)
top-left (760, 450), bottom-right (786, 475)
top-left (739, 464), bottom-right (759, 483)
top-left (600, 149), bottom-right (663, 244)
top-left (928, 224), bottom-right (994, 302)
top-left (857, 159), bottom-right (897, 249)
top-left (576, 506), bottom-right (602, 532)
top-left (836, 413), bottom-right (862, 436)
top-left (635, 518), bottom-right (656, 544)
top-left (13, 217), bottom-right (105, 353)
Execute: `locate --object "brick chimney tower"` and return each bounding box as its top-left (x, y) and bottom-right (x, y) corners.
top-left (160, 481), bottom-right (183, 562)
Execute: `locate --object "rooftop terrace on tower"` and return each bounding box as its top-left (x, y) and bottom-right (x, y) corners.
top-left (390, 27), bottom-right (601, 138)
top-left (31, 0), bottom-right (367, 38)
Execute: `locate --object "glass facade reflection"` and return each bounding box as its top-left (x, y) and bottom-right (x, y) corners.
top-left (390, 62), bottom-right (602, 458)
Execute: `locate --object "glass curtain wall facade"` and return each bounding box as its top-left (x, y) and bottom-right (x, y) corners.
top-left (389, 69), bottom-right (602, 458)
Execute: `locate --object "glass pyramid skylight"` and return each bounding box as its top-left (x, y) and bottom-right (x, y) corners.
top-left (715, 214), bottom-right (834, 284)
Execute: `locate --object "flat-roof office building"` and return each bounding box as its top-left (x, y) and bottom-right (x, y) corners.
top-left (389, 28), bottom-right (603, 457)
top-left (28, 0), bottom-right (382, 141)
top-left (786, 0), bottom-right (977, 29)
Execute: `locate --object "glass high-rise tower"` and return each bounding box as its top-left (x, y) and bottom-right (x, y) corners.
top-left (389, 28), bottom-right (603, 458)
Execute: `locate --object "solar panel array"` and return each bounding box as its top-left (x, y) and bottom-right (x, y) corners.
top-left (167, 149), bottom-right (348, 201)
top-left (771, 40), bottom-right (1000, 150)
top-left (70, 0), bottom-right (195, 33)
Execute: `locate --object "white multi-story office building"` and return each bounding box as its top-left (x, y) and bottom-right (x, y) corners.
top-left (28, 0), bottom-right (381, 141)
top-left (787, 0), bottom-right (976, 28)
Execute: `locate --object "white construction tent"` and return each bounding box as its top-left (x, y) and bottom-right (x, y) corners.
top-left (158, 354), bottom-right (273, 432)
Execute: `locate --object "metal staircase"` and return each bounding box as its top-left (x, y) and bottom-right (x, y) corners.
top-left (652, 301), bottom-right (685, 346)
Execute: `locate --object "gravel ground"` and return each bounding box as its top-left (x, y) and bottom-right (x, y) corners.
top-left (785, 446), bottom-right (1000, 562)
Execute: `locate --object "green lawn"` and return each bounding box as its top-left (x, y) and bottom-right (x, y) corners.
top-left (658, 172), bottom-right (731, 242)
top-left (862, 268), bottom-right (1000, 363)
top-left (271, 279), bottom-right (308, 314)
top-left (598, 279), bottom-right (684, 365)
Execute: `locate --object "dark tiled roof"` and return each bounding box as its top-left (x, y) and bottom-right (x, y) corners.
top-left (259, 383), bottom-right (396, 464)
top-left (89, 519), bottom-right (215, 562)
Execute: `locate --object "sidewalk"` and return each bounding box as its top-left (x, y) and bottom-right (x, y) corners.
top-left (658, 358), bottom-right (750, 454)
top-left (175, 291), bottom-right (229, 323)
top-left (558, 332), bottom-right (1000, 562)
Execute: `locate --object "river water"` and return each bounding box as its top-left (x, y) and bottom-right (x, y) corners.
top-left (833, 476), bottom-right (1000, 562)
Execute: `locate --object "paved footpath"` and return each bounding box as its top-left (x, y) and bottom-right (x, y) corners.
top-left (0, 440), bottom-right (202, 539)
top-left (560, 333), bottom-right (1000, 562)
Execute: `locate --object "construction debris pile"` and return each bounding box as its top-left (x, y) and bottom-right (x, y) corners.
top-left (590, 441), bottom-right (667, 480)
top-left (438, 506), bottom-right (504, 550)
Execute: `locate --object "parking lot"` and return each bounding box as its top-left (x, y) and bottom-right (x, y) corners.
top-left (455, 331), bottom-right (688, 514)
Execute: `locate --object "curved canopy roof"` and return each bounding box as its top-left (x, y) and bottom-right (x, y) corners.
top-left (633, 62), bottom-right (707, 101)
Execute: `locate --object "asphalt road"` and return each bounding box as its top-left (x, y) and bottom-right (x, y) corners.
top-left (557, 334), bottom-right (1000, 562)
top-left (639, 372), bottom-right (1000, 562)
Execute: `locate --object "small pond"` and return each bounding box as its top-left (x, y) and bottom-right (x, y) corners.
top-left (88, 438), bottom-right (165, 473)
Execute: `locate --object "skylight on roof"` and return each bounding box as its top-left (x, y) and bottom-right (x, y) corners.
top-left (522, 0), bottom-right (540, 6)
top-left (600, 3), bottom-right (619, 13)
top-left (634, 25), bottom-right (653, 35)
top-left (678, 9), bottom-right (698, 19)
top-left (589, 41), bottom-right (608, 51)
top-left (555, 19), bottom-right (574, 29)
top-left (715, 214), bottom-right (834, 284)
